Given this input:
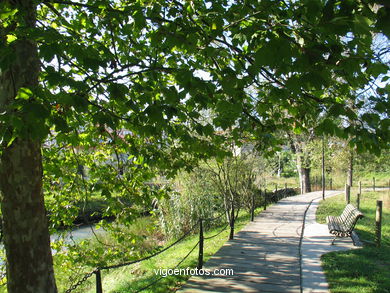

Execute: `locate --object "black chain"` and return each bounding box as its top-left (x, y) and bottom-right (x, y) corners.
top-left (99, 220), bottom-right (199, 271)
top-left (204, 223), bottom-right (229, 240)
top-left (135, 241), bottom-right (200, 292)
top-left (64, 214), bottom-right (229, 292)
top-left (65, 269), bottom-right (97, 293)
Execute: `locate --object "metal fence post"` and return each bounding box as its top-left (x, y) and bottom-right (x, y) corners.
top-left (197, 219), bottom-right (204, 269)
top-left (95, 270), bottom-right (103, 293)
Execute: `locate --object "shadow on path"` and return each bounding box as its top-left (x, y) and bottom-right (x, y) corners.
top-left (179, 191), bottom-right (357, 293)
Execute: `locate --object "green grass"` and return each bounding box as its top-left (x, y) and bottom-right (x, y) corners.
top-left (317, 190), bottom-right (390, 293)
top-left (264, 176), bottom-right (300, 191)
top-left (356, 172), bottom-right (389, 189)
top-left (75, 207), bottom-right (264, 293)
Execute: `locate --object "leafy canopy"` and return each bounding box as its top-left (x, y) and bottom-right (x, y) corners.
top-left (0, 0), bottom-right (389, 188)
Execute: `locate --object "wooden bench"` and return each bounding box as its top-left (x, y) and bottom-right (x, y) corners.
top-left (326, 204), bottom-right (364, 245)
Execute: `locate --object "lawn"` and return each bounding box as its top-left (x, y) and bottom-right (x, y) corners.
top-left (317, 190), bottom-right (390, 293)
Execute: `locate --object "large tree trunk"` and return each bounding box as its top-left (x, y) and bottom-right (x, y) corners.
top-left (297, 155), bottom-right (311, 193)
top-left (0, 140), bottom-right (57, 292)
top-left (0, 1), bottom-right (57, 292)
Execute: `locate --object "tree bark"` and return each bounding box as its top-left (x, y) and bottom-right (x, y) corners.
top-left (297, 155), bottom-right (311, 193)
top-left (347, 151), bottom-right (353, 187)
top-left (0, 1), bottom-right (57, 292)
top-left (229, 202), bottom-right (235, 240)
top-left (1, 140), bottom-right (57, 292)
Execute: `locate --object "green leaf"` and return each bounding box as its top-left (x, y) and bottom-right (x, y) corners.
top-left (354, 15), bottom-right (372, 34)
top-left (53, 116), bottom-right (71, 133)
top-left (375, 7), bottom-right (390, 38)
top-left (16, 88), bottom-right (33, 100)
top-left (367, 63), bottom-right (388, 78)
top-left (108, 83), bottom-right (129, 100)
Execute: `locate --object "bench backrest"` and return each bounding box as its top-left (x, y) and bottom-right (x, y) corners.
top-left (339, 204), bottom-right (357, 223)
top-left (338, 204), bottom-right (364, 233)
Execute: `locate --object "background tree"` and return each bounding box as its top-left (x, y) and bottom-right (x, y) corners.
top-left (204, 152), bottom-right (259, 240)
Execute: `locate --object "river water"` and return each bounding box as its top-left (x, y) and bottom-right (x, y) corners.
top-left (50, 224), bottom-right (107, 245)
top-left (0, 224), bottom-right (106, 266)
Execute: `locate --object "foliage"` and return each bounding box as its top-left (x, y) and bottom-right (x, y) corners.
top-left (158, 168), bottom-right (222, 238)
top-left (1, 0), bottom-right (389, 290)
top-left (354, 150), bottom-right (390, 176)
top-left (204, 152), bottom-right (261, 220)
top-left (43, 138), bottom-right (169, 233)
top-left (157, 150), bottom-right (264, 238)
top-left (51, 217), bottom-right (163, 293)
top-left (306, 138), bottom-right (390, 188)
top-left (1, 0), bottom-right (389, 159)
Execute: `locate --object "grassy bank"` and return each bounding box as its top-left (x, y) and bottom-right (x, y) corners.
top-left (52, 206), bottom-right (265, 293)
top-left (88, 208), bottom-right (263, 293)
top-left (317, 190), bottom-right (390, 293)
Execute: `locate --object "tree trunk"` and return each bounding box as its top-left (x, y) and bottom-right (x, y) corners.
top-left (297, 155), bottom-right (311, 193)
top-left (0, 1), bottom-right (57, 292)
top-left (300, 167), bottom-right (311, 193)
top-left (347, 151), bottom-right (353, 187)
top-left (229, 201), bottom-right (235, 240)
top-left (1, 140), bottom-right (57, 292)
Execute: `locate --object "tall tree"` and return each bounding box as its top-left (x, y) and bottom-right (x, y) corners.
top-left (0, 0), bottom-right (388, 291)
top-left (289, 132), bottom-right (314, 193)
top-left (0, 1), bottom-right (57, 292)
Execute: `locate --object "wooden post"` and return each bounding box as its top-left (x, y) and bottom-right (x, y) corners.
top-left (345, 184), bottom-right (350, 204)
top-left (356, 193), bottom-right (360, 209)
top-left (264, 189), bottom-right (267, 211)
top-left (301, 180), bottom-right (304, 195)
top-left (95, 270), bottom-right (103, 293)
top-left (285, 182), bottom-right (287, 190)
top-left (359, 181), bottom-right (362, 197)
top-left (251, 193), bottom-right (255, 222)
top-left (330, 178), bottom-right (333, 190)
top-left (375, 200), bottom-right (382, 247)
top-left (373, 177), bottom-right (376, 191)
top-left (275, 184), bottom-right (278, 192)
top-left (197, 219), bottom-right (204, 269)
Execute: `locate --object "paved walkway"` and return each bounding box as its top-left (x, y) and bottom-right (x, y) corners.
top-left (179, 191), bottom-right (360, 293)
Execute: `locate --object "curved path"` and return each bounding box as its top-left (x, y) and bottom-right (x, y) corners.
top-left (179, 191), bottom-right (358, 293)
